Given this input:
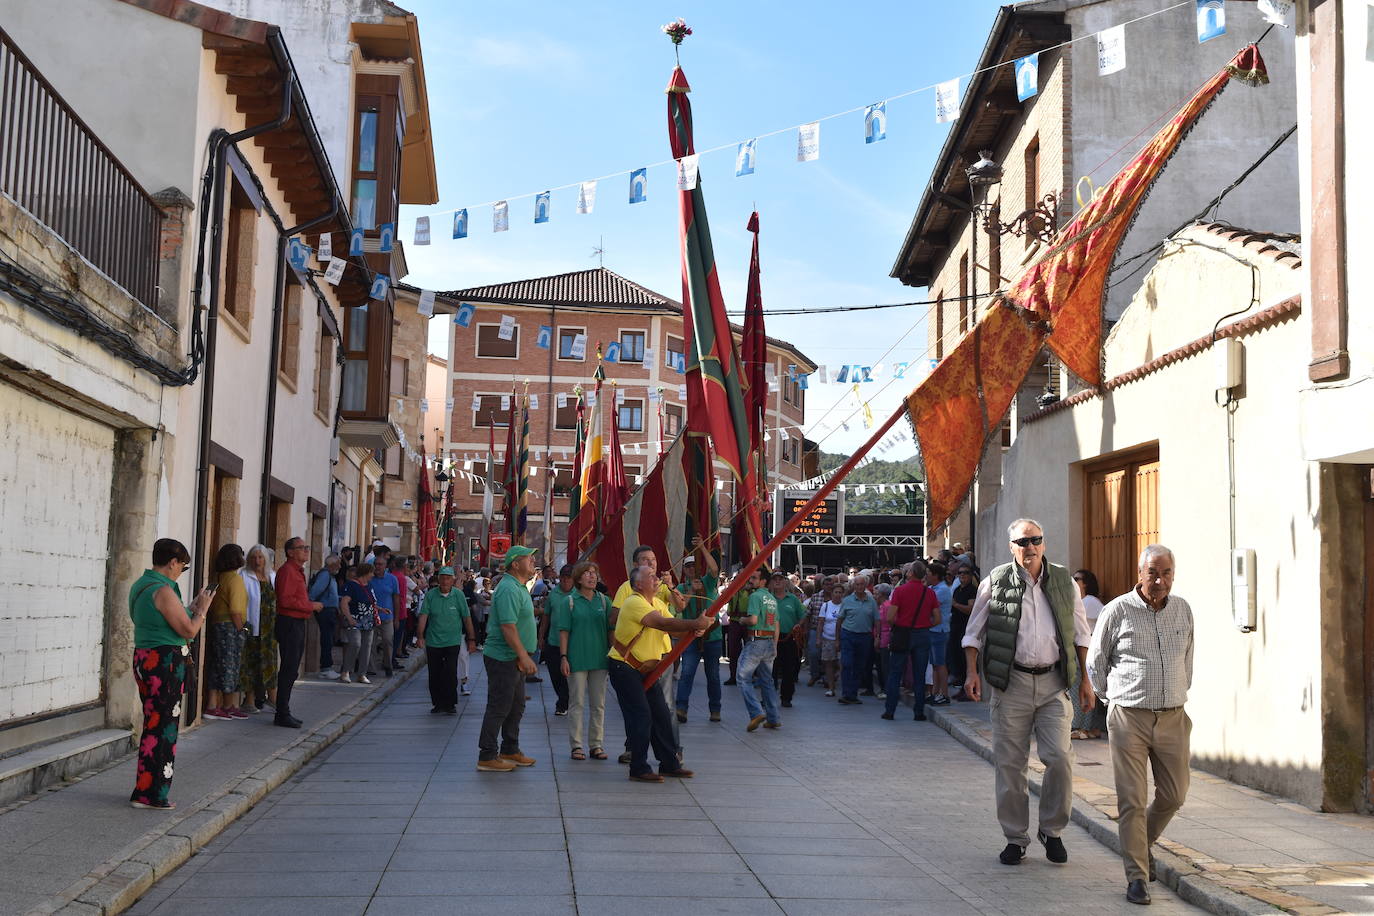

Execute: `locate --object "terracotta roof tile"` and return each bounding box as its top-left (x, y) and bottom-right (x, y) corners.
top-left (1194, 223), bottom-right (1302, 269)
top-left (440, 267), bottom-right (680, 310)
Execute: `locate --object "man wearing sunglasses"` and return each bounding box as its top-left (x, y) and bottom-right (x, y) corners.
top-left (962, 518), bottom-right (1093, 868)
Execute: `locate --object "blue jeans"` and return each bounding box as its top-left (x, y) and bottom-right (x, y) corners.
top-left (885, 628), bottom-right (932, 717)
top-left (839, 629), bottom-right (872, 701)
top-left (316, 608), bottom-right (338, 668)
top-left (676, 637), bottom-right (722, 714)
top-left (737, 640), bottom-right (781, 724)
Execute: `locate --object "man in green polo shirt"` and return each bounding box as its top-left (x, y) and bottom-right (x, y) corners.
top-left (772, 575), bottom-right (807, 708)
top-left (477, 546), bottom-right (540, 772)
top-left (738, 573), bottom-right (783, 731)
top-left (417, 566), bottom-right (476, 716)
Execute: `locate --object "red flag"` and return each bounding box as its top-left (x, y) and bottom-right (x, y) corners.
top-left (592, 430), bottom-right (693, 596)
top-left (570, 363), bottom-right (607, 559)
top-left (417, 440), bottom-right (437, 562)
top-left (739, 210), bottom-right (768, 561)
top-left (500, 388), bottom-right (517, 539)
top-left (605, 387), bottom-right (630, 521)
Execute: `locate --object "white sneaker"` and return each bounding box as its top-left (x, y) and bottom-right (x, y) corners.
top-left (319, 669), bottom-right (340, 680)
top-left (359, 676), bottom-right (372, 685)
top-left (460, 686), bottom-right (471, 696)
top-left (339, 673), bottom-right (351, 684)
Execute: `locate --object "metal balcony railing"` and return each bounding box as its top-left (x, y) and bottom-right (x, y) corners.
top-left (0, 27), bottom-right (162, 310)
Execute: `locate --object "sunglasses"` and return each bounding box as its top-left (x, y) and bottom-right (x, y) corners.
top-left (1011, 536), bottom-right (1044, 547)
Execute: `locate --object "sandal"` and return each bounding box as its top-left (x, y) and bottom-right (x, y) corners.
top-left (589, 747), bottom-right (607, 760)
top-left (571, 748), bottom-right (586, 760)
top-left (1070, 729), bottom-right (1089, 740)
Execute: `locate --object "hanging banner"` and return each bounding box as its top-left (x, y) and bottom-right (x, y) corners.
top-left (817, 364), bottom-right (828, 383)
top-left (736, 138), bottom-right (757, 176)
top-left (501, 395), bottom-right (511, 411)
top-left (629, 168), bottom-right (647, 203)
top-left (287, 237), bottom-right (310, 270)
top-left (536, 325), bottom-right (552, 349)
top-left (797, 121), bottom-right (820, 162)
top-left (642, 347), bottom-right (655, 370)
top-left (453, 208), bottom-right (469, 239)
top-left (577, 180), bottom-right (597, 214)
top-left (318, 232), bottom-right (332, 262)
top-left (534, 191), bottom-right (551, 224)
top-left (604, 341), bottom-right (622, 362)
top-left (529, 394), bottom-right (539, 410)
top-left (349, 228), bottom-right (365, 255)
top-left (471, 395), bottom-right (481, 411)
top-left (1097, 25), bottom-right (1126, 76)
top-left (863, 102), bottom-right (886, 144)
top-left (417, 289), bottom-right (435, 317)
top-left (493, 201), bottom-right (509, 232)
top-left (1256, 0), bottom-right (1293, 27)
top-left (935, 78), bottom-right (960, 123)
top-left (1015, 53), bottom-right (1039, 101)
top-left (454, 302), bottom-right (476, 328)
top-left (676, 154), bottom-right (700, 190)
top-left (570, 333), bottom-right (587, 359)
top-left (557, 393), bottom-right (568, 408)
top-left (369, 274), bottom-right (390, 300)
top-left (677, 383), bottom-right (687, 400)
top-left (1196, 0), bottom-right (1226, 42)
top-left (414, 215), bottom-right (431, 245)
top-left (324, 257), bottom-right (345, 285)
top-left (378, 222), bottom-right (395, 253)
top-left (498, 314), bottom-right (516, 340)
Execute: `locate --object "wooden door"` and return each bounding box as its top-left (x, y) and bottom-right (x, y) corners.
top-left (1084, 448), bottom-right (1160, 601)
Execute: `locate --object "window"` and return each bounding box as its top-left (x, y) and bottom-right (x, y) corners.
top-left (623, 465), bottom-right (644, 485)
top-left (469, 459), bottom-right (494, 496)
top-left (620, 330), bottom-right (646, 363)
top-left (935, 290), bottom-right (945, 360)
top-left (351, 76), bottom-right (404, 231)
top-left (383, 445), bottom-right (401, 478)
top-left (663, 403), bottom-right (683, 437)
top-left (552, 462), bottom-right (575, 496)
top-left (618, 398), bottom-right (644, 431)
top-left (476, 323), bottom-right (519, 358)
top-left (783, 372), bottom-right (797, 405)
top-left (1083, 446), bottom-right (1160, 600)
top-left (1024, 134), bottom-right (1043, 238)
top-left (278, 281), bottom-right (302, 387)
top-left (558, 327), bottom-right (585, 360)
top-left (472, 394), bottom-right (511, 427)
top-left (390, 357), bottom-right (408, 399)
top-left (664, 334), bottom-right (684, 372)
top-left (314, 325), bottom-right (333, 419)
top-left (555, 398), bottom-right (578, 430)
top-left (223, 180), bottom-right (256, 329)
top-left (781, 437), bottom-right (798, 465)
top-left (341, 307), bottom-right (369, 413)
top-left (959, 252), bottom-right (970, 333)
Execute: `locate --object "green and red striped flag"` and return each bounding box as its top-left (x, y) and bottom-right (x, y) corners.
top-left (515, 390), bottom-right (530, 546)
top-left (668, 65), bottom-right (762, 558)
top-left (564, 387), bottom-right (586, 557)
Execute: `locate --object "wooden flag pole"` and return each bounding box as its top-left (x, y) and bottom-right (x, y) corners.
top-left (644, 400), bottom-right (909, 690)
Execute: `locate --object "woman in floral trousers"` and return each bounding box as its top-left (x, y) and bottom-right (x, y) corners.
top-left (128, 538), bottom-right (212, 809)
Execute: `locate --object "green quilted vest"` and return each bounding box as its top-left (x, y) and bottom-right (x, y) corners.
top-left (982, 560), bottom-right (1079, 691)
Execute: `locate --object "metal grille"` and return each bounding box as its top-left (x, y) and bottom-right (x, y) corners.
top-left (0, 27), bottom-right (162, 310)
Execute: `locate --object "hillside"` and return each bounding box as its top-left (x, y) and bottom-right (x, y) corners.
top-left (814, 450), bottom-right (924, 515)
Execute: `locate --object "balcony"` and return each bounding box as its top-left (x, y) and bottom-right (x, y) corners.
top-left (0, 27), bottom-right (163, 312)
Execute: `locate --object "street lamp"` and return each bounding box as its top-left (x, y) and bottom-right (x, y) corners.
top-left (962, 151), bottom-right (1003, 557)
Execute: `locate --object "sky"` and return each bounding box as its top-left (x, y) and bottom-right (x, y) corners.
top-left (398, 1), bottom-right (1015, 457)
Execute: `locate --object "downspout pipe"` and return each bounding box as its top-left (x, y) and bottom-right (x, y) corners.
top-left (190, 65), bottom-right (293, 600)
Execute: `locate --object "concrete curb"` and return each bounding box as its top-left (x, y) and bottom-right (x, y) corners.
top-left (40, 660), bottom-right (425, 916)
top-left (928, 705), bottom-right (1272, 916)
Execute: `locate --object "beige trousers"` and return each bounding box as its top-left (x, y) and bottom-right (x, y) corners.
top-left (990, 667), bottom-right (1074, 846)
top-left (1108, 704), bottom-right (1191, 882)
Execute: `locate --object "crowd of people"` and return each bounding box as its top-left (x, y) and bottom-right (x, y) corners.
top-left (128, 523), bottom-right (1193, 907)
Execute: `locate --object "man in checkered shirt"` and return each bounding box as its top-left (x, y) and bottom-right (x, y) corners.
top-left (1087, 544), bottom-right (1194, 907)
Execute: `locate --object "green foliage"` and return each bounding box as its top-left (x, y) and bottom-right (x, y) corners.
top-left (815, 451), bottom-right (924, 515)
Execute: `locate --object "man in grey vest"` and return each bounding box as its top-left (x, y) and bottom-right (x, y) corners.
top-left (962, 518), bottom-right (1094, 866)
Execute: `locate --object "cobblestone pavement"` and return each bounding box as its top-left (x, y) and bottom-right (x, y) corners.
top-left (126, 662), bottom-right (1202, 915)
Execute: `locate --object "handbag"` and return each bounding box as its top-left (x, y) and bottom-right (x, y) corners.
top-left (889, 583), bottom-right (931, 652)
top-left (611, 618), bottom-right (661, 675)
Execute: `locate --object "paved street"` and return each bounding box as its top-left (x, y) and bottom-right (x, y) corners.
top-left (128, 663), bottom-right (1201, 915)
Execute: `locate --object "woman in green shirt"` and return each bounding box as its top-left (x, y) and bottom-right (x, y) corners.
top-left (128, 538), bottom-right (212, 809)
top-left (557, 561), bottom-right (614, 760)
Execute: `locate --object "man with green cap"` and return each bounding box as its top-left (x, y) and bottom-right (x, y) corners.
top-left (477, 546), bottom-right (541, 772)
top-left (417, 566), bottom-right (477, 715)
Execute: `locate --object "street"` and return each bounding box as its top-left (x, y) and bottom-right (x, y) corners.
top-left (128, 664), bottom-right (1201, 914)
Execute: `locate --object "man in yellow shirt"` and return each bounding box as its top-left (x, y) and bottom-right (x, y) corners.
top-left (607, 566), bottom-right (711, 782)
top-left (612, 544), bottom-right (687, 763)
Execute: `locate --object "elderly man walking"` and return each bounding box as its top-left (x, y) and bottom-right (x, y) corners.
top-left (963, 519), bottom-right (1093, 866)
top-left (1089, 545), bottom-right (1194, 906)
top-left (476, 546), bottom-right (541, 772)
top-left (836, 575), bottom-right (879, 705)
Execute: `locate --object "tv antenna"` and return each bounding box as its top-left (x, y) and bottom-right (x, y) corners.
top-left (591, 235), bottom-right (604, 267)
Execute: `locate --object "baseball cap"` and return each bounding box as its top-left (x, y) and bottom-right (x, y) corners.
top-left (437, 566), bottom-right (456, 577)
top-left (503, 545), bottom-right (538, 567)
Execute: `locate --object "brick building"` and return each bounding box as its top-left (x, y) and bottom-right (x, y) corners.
top-left (434, 268), bottom-right (815, 567)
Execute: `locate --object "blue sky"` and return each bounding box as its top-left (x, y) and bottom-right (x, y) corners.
top-left (399, 1), bottom-right (1013, 455)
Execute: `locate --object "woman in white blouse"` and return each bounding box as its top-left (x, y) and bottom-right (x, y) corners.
top-left (1071, 568), bottom-right (1108, 739)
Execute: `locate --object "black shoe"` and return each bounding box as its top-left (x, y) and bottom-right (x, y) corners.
top-left (555, 707), bottom-right (568, 717)
top-left (1037, 830), bottom-right (1067, 864)
top-left (880, 712), bottom-right (894, 720)
top-left (430, 706), bottom-right (441, 715)
top-left (914, 713), bottom-right (928, 721)
top-left (1148, 853), bottom-right (1157, 882)
top-left (999, 843), bottom-right (1025, 865)
top-left (723, 678), bottom-right (737, 686)
top-left (781, 700), bottom-right (792, 708)
top-left (1126, 879), bottom-right (1151, 905)
top-left (274, 716), bottom-right (302, 729)
top-left (675, 708), bottom-right (688, 724)
top-left (859, 690), bottom-right (876, 697)
top-left (445, 707), bottom-right (458, 716)
top-left (618, 751), bottom-right (632, 765)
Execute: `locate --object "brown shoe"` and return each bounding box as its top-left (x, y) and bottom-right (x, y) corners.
top-left (661, 768), bottom-right (694, 778)
top-left (763, 721), bottom-right (782, 729)
top-left (629, 772), bottom-right (665, 783)
top-left (476, 758), bottom-right (518, 772)
top-left (499, 753), bottom-right (536, 767)
top-left (747, 714), bottom-right (767, 732)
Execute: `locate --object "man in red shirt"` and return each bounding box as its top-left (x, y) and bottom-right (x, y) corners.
top-left (883, 561), bottom-right (939, 722)
top-left (275, 537), bottom-right (323, 728)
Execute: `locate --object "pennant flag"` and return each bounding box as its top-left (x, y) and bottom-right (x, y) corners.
top-left (1196, 0), bottom-right (1225, 42)
top-left (536, 325), bottom-right (552, 349)
top-left (557, 393), bottom-right (568, 408)
top-left (369, 274), bottom-right (390, 300)
top-left (818, 365), bottom-right (828, 383)
top-left (864, 102), bottom-right (887, 144)
top-left (1097, 25), bottom-right (1126, 76)
top-left (935, 78), bottom-right (960, 123)
top-left (798, 373), bottom-right (808, 390)
top-left (797, 121), bottom-right (820, 162)
top-left (349, 228), bottom-right (365, 255)
top-left (529, 394), bottom-right (539, 410)
top-left (570, 333), bottom-right (587, 359)
top-left (453, 208), bottom-right (469, 239)
top-left (414, 216), bottom-right (431, 245)
top-left (1015, 53), bottom-right (1039, 102)
top-left (642, 347), bottom-right (656, 369)
top-left (577, 180), bottom-right (597, 214)
top-left (677, 383), bottom-right (687, 400)
top-left (471, 394), bottom-right (481, 411)
top-left (324, 257), bottom-right (345, 285)
top-left (378, 222), bottom-right (395, 253)
top-left (287, 237), bottom-right (310, 270)
top-left (676, 154), bottom-right (700, 190)
top-left (893, 361), bottom-right (909, 379)
top-left (564, 389), bottom-right (587, 557)
top-left (740, 211), bottom-right (769, 561)
top-left (861, 366), bottom-right (873, 383)
top-left (493, 201), bottom-right (509, 232)
top-left (629, 168), bottom-right (648, 203)
top-left (1257, 0), bottom-right (1293, 27)
top-left (604, 341), bottom-right (622, 363)
top-left (534, 191), bottom-right (551, 224)
top-left (735, 138), bottom-right (757, 176)
top-left (501, 395), bottom-right (511, 411)
top-left (836, 365), bottom-right (850, 383)
top-left (498, 314), bottom-right (515, 341)
top-left (455, 302), bottom-right (475, 328)
top-left (318, 232), bottom-right (332, 262)
top-left (417, 289), bottom-right (435, 317)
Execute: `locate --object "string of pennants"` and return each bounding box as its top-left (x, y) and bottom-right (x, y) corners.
top-left (388, 0), bottom-right (1289, 241)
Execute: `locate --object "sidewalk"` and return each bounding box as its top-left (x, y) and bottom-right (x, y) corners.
top-left (2, 656), bottom-right (423, 916)
top-left (929, 700), bottom-right (1374, 915)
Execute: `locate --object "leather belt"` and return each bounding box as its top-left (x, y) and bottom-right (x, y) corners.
top-left (750, 630), bottom-right (775, 639)
top-left (1013, 662), bottom-right (1055, 675)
